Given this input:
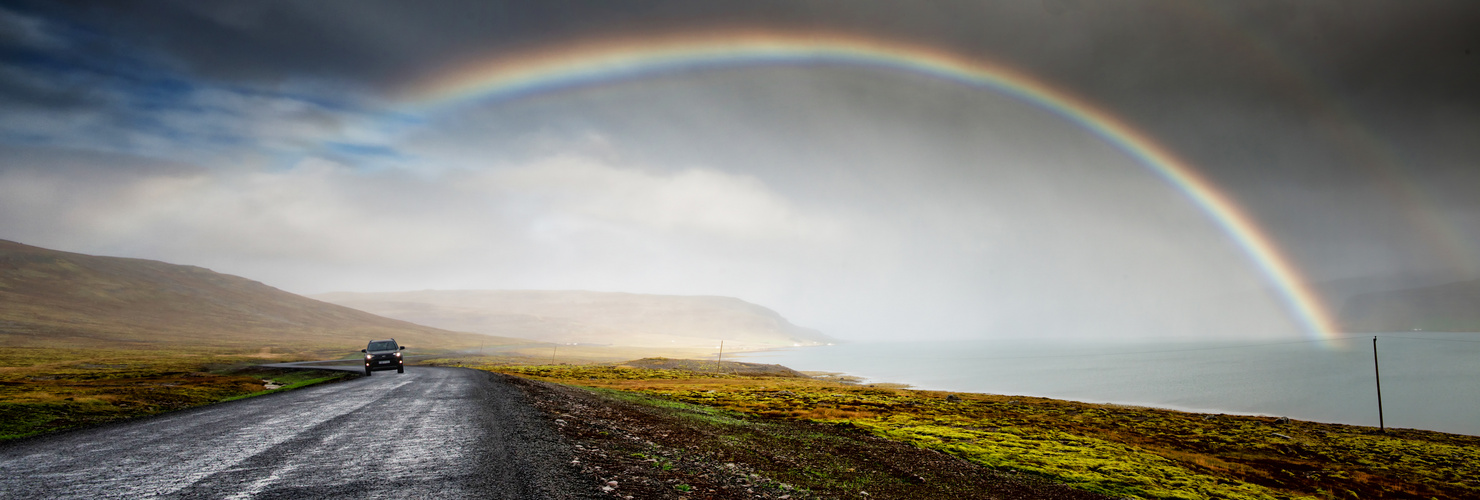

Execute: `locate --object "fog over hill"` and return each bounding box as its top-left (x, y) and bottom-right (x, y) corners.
top-left (0, 239), bottom-right (517, 350)
top-left (1339, 279), bottom-right (1480, 333)
top-left (314, 290), bottom-right (834, 350)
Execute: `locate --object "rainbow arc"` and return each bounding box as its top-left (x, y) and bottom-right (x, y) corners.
top-left (402, 30), bottom-right (1338, 339)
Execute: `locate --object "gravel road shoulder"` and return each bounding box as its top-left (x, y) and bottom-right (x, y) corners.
top-left (502, 374), bottom-right (1109, 500)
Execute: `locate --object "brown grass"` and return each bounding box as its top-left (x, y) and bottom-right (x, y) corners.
top-left (0, 346), bottom-right (353, 441)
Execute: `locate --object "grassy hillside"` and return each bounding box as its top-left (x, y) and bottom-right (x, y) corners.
top-left (1339, 279), bottom-right (1480, 332)
top-left (0, 239), bottom-right (534, 440)
top-left (0, 239), bottom-right (522, 352)
top-left (314, 289), bottom-right (834, 350)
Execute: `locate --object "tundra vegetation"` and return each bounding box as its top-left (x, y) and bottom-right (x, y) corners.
top-left (0, 347), bottom-right (353, 441)
top-left (470, 360), bottom-right (1480, 500)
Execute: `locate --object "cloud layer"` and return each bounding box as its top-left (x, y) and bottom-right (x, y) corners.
top-left (1, 1), bottom-right (1476, 340)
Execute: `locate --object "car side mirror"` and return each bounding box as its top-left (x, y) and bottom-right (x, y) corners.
top-left (360, 349), bottom-right (367, 353)
top-left (400, 346), bottom-right (406, 350)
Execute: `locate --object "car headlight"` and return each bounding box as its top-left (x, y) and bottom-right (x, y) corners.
top-left (365, 354), bottom-right (372, 360)
top-left (394, 352), bottom-right (401, 357)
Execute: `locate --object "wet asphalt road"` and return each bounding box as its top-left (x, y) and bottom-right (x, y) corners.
top-left (0, 367), bottom-right (593, 499)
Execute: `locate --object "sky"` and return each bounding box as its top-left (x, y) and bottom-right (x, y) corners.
top-left (0, 0), bottom-right (1476, 342)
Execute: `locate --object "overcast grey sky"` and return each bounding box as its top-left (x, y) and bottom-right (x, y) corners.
top-left (1, 1), bottom-right (1476, 341)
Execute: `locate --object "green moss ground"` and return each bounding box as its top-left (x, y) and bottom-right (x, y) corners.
top-left (479, 363), bottom-right (1480, 500)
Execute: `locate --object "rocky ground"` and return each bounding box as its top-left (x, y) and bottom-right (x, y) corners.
top-left (502, 373), bottom-right (1108, 500)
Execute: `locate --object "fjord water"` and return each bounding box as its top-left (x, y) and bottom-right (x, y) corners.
top-left (737, 334), bottom-right (1480, 436)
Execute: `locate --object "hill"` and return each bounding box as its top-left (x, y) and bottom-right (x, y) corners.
top-left (1307, 270), bottom-right (1456, 309)
top-left (313, 290), bottom-right (833, 350)
top-left (0, 239), bottom-right (519, 351)
top-left (1339, 278), bottom-right (1480, 332)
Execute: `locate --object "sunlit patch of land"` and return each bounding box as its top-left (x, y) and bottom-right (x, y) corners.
top-left (0, 347), bottom-right (359, 441)
top-left (469, 360), bottom-right (1480, 500)
top-left (314, 289), bottom-right (835, 350)
top-left (425, 344), bottom-right (753, 365)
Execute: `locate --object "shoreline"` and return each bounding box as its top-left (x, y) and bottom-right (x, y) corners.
top-left (489, 362), bottom-right (1480, 499)
top-left (730, 341), bottom-right (1480, 437)
top-left (732, 351), bottom-right (1320, 427)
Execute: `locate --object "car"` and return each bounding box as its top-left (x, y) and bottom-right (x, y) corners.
top-left (361, 339), bottom-right (405, 375)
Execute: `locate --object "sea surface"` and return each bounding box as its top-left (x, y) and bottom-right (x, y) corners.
top-left (734, 333), bottom-right (1480, 436)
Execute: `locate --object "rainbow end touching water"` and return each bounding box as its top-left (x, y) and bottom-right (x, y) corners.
top-left (402, 30), bottom-right (1340, 340)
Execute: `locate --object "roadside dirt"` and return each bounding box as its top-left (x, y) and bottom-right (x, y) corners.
top-left (506, 374), bottom-right (1109, 500)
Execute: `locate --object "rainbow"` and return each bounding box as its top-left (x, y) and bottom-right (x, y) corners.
top-left (403, 30), bottom-right (1339, 339)
top-left (1175, 3), bottom-right (1476, 278)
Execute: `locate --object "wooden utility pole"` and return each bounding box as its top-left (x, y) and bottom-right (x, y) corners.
top-left (551, 343), bottom-right (558, 365)
top-left (1373, 336), bottom-right (1385, 432)
top-left (716, 340), bottom-right (725, 373)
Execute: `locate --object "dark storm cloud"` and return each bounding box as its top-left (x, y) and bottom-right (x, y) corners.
top-left (5, 0), bottom-right (1475, 208)
top-left (1209, 1), bottom-right (1480, 101)
top-left (8, 1), bottom-right (1475, 113)
top-left (0, 64), bottom-right (96, 110)
top-left (4, 0), bottom-right (823, 90)
top-left (0, 5), bottom-right (106, 110)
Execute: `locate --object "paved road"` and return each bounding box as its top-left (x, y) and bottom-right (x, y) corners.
top-left (0, 367), bottom-right (593, 499)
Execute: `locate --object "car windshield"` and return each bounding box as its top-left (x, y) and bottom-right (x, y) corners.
top-left (367, 341), bottom-right (397, 352)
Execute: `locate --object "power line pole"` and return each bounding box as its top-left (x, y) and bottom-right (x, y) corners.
top-left (1373, 336), bottom-right (1385, 433)
top-left (716, 340), bottom-right (724, 373)
top-left (551, 343), bottom-right (558, 365)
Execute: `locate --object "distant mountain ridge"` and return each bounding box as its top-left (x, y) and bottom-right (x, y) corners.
top-left (1339, 279), bottom-right (1480, 332)
top-left (0, 239), bottom-right (513, 350)
top-left (314, 290), bottom-right (833, 349)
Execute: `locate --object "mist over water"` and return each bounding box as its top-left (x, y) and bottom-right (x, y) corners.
top-left (736, 333), bottom-right (1480, 436)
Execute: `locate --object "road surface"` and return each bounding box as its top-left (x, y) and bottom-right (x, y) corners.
top-left (0, 367), bottom-right (594, 499)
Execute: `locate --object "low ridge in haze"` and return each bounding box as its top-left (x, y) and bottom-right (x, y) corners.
top-left (0, 239), bottom-right (518, 350)
top-left (1339, 279), bottom-right (1480, 332)
top-left (314, 290), bottom-right (834, 350)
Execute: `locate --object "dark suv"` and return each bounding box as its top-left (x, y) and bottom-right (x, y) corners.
top-left (361, 339), bottom-right (405, 375)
